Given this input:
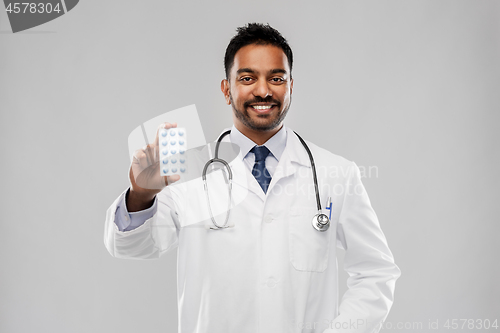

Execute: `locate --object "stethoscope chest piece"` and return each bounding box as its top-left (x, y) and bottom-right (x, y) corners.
top-left (312, 213), bottom-right (330, 232)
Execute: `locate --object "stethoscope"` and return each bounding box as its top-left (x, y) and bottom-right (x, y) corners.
top-left (202, 130), bottom-right (331, 232)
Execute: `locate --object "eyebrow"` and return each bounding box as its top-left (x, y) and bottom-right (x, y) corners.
top-left (236, 68), bottom-right (288, 75)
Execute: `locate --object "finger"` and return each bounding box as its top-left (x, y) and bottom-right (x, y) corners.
top-left (130, 161), bottom-right (146, 186)
top-left (165, 174), bottom-right (180, 186)
top-left (133, 148), bottom-right (146, 165)
top-left (142, 144), bottom-right (155, 166)
top-left (135, 147), bottom-right (152, 169)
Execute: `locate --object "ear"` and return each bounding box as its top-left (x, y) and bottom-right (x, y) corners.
top-left (290, 77), bottom-right (294, 96)
top-left (221, 79), bottom-right (231, 105)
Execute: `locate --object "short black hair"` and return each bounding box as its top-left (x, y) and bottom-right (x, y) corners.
top-left (224, 23), bottom-right (293, 80)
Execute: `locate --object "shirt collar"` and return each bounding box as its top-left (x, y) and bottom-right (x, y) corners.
top-left (229, 124), bottom-right (287, 161)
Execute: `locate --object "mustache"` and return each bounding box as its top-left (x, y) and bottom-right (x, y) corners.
top-left (243, 97), bottom-right (281, 108)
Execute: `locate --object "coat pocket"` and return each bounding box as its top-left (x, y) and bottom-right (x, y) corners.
top-left (288, 207), bottom-right (331, 272)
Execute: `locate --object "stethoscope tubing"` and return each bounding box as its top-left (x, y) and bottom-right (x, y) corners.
top-left (203, 129), bottom-right (329, 231)
top-left (292, 131), bottom-right (322, 212)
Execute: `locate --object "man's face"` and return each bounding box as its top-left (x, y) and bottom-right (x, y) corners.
top-left (221, 44), bottom-right (293, 133)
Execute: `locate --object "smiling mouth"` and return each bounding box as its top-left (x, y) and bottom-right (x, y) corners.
top-left (248, 105), bottom-right (276, 113)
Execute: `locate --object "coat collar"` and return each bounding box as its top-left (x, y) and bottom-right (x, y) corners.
top-left (282, 127), bottom-right (312, 169)
top-left (229, 124), bottom-right (287, 163)
top-left (220, 126), bottom-right (312, 200)
top-left (221, 125), bottom-right (311, 168)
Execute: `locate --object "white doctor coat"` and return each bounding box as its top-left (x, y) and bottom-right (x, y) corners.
top-left (104, 127), bottom-right (400, 333)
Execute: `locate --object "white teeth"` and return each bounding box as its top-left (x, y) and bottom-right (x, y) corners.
top-left (252, 105), bottom-right (272, 110)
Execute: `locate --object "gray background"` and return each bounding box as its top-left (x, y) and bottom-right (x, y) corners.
top-left (1, 0), bottom-right (499, 332)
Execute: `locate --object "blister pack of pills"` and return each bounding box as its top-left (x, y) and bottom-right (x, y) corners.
top-left (159, 127), bottom-right (187, 176)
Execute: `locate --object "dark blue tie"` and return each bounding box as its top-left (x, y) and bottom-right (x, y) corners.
top-left (251, 146), bottom-right (272, 193)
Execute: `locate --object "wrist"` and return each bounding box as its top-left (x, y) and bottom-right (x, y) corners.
top-left (127, 187), bottom-right (157, 212)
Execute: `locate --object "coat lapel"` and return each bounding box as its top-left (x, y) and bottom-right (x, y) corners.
top-left (229, 154), bottom-right (266, 201)
top-left (221, 127), bottom-right (312, 202)
top-left (266, 128), bottom-right (311, 194)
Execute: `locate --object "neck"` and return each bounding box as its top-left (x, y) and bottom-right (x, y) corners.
top-left (235, 122), bottom-right (283, 146)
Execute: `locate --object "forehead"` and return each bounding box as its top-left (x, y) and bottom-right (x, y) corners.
top-left (231, 44), bottom-right (289, 76)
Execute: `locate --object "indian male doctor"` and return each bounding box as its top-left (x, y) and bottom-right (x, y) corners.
top-left (104, 23), bottom-right (401, 333)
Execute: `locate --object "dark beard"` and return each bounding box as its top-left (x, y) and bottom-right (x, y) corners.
top-left (230, 93), bottom-right (291, 131)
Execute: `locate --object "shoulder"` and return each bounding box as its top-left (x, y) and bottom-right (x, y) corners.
top-left (286, 127), bottom-right (353, 169)
top-left (306, 140), bottom-right (352, 167)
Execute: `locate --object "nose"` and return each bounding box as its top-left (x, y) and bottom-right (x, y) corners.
top-left (252, 79), bottom-right (272, 98)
